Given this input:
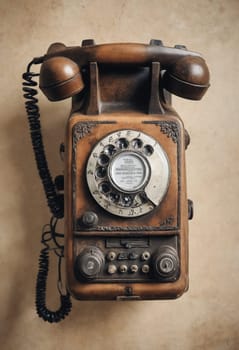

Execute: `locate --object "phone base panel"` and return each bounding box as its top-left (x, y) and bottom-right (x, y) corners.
top-left (65, 112), bottom-right (189, 300)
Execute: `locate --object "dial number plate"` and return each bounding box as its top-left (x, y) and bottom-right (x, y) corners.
top-left (86, 130), bottom-right (170, 217)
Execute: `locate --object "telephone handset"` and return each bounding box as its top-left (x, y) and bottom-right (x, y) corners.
top-left (39, 41), bottom-right (209, 101)
top-left (23, 39), bottom-right (210, 322)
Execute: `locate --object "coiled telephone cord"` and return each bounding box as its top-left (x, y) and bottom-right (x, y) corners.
top-left (22, 59), bottom-right (64, 219)
top-left (22, 59), bottom-right (72, 322)
top-left (36, 250), bottom-right (72, 323)
top-left (36, 218), bottom-right (72, 323)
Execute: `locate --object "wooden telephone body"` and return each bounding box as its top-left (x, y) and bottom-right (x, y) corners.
top-left (39, 40), bottom-right (210, 300)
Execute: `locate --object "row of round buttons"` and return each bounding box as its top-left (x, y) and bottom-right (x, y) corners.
top-left (107, 264), bottom-right (150, 275)
top-left (75, 246), bottom-right (179, 281)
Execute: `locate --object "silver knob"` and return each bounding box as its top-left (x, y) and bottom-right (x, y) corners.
top-left (153, 246), bottom-right (179, 279)
top-left (76, 246), bottom-right (104, 280)
top-left (108, 264), bottom-right (117, 275)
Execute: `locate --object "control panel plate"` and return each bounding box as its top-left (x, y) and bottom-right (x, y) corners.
top-left (74, 235), bottom-right (180, 283)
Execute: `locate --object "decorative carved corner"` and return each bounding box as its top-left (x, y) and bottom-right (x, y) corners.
top-left (157, 121), bottom-right (179, 143)
top-left (72, 120), bottom-right (117, 152)
top-left (73, 122), bottom-right (97, 145)
top-left (72, 122), bottom-right (97, 181)
top-left (143, 120), bottom-right (179, 143)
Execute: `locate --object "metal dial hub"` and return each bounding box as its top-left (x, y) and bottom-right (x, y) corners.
top-left (108, 151), bottom-right (150, 192)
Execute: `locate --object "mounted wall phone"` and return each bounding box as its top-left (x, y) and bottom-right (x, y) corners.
top-left (23, 39), bottom-right (210, 322)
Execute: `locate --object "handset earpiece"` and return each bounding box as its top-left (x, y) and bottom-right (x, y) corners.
top-left (39, 56), bottom-right (84, 101)
top-left (162, 56), bottom-right (210, 100)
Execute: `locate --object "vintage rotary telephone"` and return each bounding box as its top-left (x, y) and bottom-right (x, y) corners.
top-left (22, 39), bottom-right (210, 322)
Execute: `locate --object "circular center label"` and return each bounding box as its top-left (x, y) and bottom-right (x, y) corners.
top-left (109, 152), bottom-right (149, 192)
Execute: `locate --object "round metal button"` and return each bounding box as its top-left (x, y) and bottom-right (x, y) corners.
top-left (106, 251), bottom-right (117, 261)
top-left (107, 264), bottom-right (117, 275)
top-left (119, 264), bottom-right (128, 273)
top-left (141, 251), bottom-right (151, 261)
top-left (76, 247), bottom-right (104, 279)
top-left (130, 264), bottom-right (138, 273)
top-left (142, 264), bottom-right (150, 274)
top-left (81, 211), bottom-right (98, 227)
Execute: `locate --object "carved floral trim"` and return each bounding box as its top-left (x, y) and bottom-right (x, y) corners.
top-left (143, 120), bottom-right (179, 143)
top-left (157, 121), bottom-right (179, 143)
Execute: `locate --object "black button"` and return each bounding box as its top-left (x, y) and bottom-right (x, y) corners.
top-left (188, 199), bottom-right (194, 220)
top-left (174, 44), bottom-right (187, 50)
top-left (128, 252), bottom-right (139, 260)
top-left (150, 39), bottom-right (163, 46)
top-left (118, 252), bottom-right (128, 260)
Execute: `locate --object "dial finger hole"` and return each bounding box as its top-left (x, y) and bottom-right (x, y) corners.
top-left (121, 194), bottom-right (133, 207)
top-left (143, 144), bottom-right (154, 156)
top-left (116, 138), bottom-right (129, 150)
top-left (131, 138), bottom-right (143, 149)
top-left (99, 182), bottom-right (111, 194)
top-left (109, 192), bottom-right (120, 203)
top-left (98, 154), bottom-right (110, 166)
top-left (96, 167), bottom-right (107, 178)
top-left (104, 144), bottom-right (116, 156)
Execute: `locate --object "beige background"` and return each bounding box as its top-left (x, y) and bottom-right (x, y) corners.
top-left (1, 0), bottom-right (239, 349)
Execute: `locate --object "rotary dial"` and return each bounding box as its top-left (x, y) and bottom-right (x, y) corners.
top-left (86, 129), bottom-right (170, 218)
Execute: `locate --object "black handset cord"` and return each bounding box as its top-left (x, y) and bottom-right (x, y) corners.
top-left (36, 217), bottom-right (72, 323)
top-left (22, 59), bottom-right (64, 219)
top-left (22, 58), bottom-right (72, 322)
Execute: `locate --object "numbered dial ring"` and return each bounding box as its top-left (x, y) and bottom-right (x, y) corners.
top-left (86, 130), bottom-right (170, 218)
